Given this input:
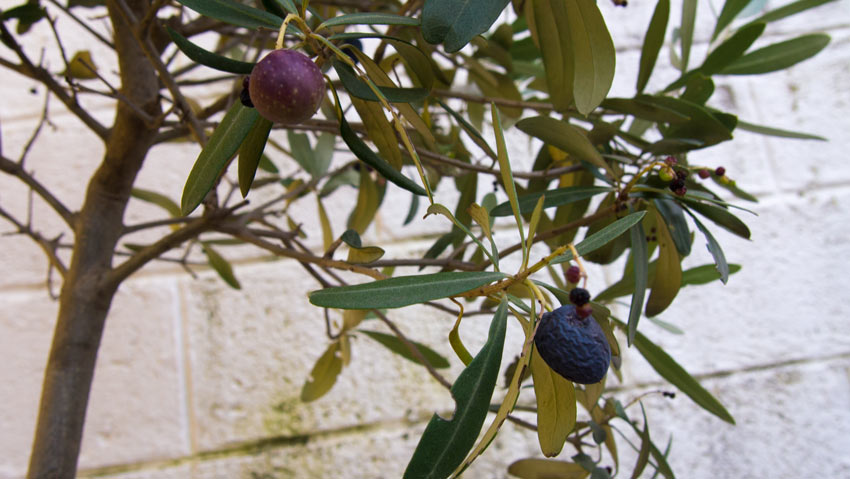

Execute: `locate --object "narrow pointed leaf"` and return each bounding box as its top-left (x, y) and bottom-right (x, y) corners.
top-left (167, 27), bottom-right (254, 74)
top-left (317, 196), bottom-right (334, 252)
top-left (679, 0), bottom-right (697, 72)
top-left (630, 410), bottom-right (651, 479)
top-left (262, 0), bottom-right (297, 16)
top-left (689, 213), bottom-right (731, 284)
top-left (719, 34), bottom-right (829, 75)
top-left (711, 0), bottom-right (750, 41)
top-left (491, 186), bottom-right (612, 217)
top-left (238, 116), bottom-right (272, 196)
top-left (552, 211), bottom-right (647, 264)
top-left (333, 61), bottom-right (429, 103)
top-left (601, 97), bottom-right (689, 124)
top-left (681, 263), bottom-right (741, 286)
top-left (437, 100), bottom-right (496, 159)
top-left (516, 116), bottom-right (613, 178)
top-left (308, 272), bottom-right (506, 309)
top-left (493, 106), bottom-right (526, 254)
top-left (347, 169), bottom-right (380, 234)
top-left (565, 0), bottom-right (616, 114)
top-left (749, 0), bottom-right (838, 25)
top-left (528, 0), bottom-right (574, 110)
top-left (347, 245), bottom-right (385, 264)
top-left (637, 0), bottom-right (669, 93)
top-left (351, 97), bottom-right (403, 170)
top-left (202, 243), bottom-right (241, 289)
top-left (338, 108), bottom-right (427, 196)
top-left (182, 102), bottom-right (259, 215)
top-left (318, 12), bottom-right (419, 30)
top-left (359, 330), bottom-right (450, 368)
top-left (736, 119), bottom-right (826, 140)
top-left (131, 188), bottom-right (181, 217)
top-left (421, 0), bottom-right (511, 53)
top-left (701, 22), bottom-right (765, 74)
top-left (627, 219), bottom-right (648, 345)
top-left (685, 200), bottom-right (751, 239)
top-left (403, 301), bottom-right (508, 479)
top-left (654, 198), bottom-right (691, 256)
top-left (175, 0), bottom-right (283, 29)
top-left (300, 342), bottom-right (343, 402)
top-left (507, 459), bottom-right (590, 479)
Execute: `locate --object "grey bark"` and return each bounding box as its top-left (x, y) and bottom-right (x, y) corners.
top-left (27, 1), bottom-right (162, 477)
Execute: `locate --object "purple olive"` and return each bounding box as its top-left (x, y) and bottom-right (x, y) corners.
top-left (248, 49), bottom-right (325, 124)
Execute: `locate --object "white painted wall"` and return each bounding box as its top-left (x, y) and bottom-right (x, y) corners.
top-left (1, 0), bottom-right (849, 477)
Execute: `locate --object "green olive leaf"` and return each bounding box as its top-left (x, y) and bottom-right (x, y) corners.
top-left (181, 102), bottom-right (259, 215)
top-left (308, 271), bottom-right (506, 310)
top-left (403, 301), bottom-right (508, 479)
top-left (637, 0), bottom-right (669, 93)
top-left (167, 27), bottom-right (254, 74)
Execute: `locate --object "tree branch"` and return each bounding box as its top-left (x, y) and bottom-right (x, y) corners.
top-left (0, 206), bottom-right (68, 277)
top-left (0, 155), bottom-right (76, 228)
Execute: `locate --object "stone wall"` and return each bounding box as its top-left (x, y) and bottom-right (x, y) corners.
top-left (1, 0), bottom-right (849, 477)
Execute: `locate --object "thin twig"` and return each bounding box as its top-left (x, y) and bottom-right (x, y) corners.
top-left (0, 155), bottom-right (75, 228)
top-left (0, 206), bottom-right (68, 277)
top-left (433, 88), bottom-right (556, 112)
top-left (220, 225), bottom-right (386, 280)
top-left (18, 90), bottom-right (53, 167)
top-left (45, 0), bottom-right (114, 49)
top-left (373, 309), bottom-right (453, 389)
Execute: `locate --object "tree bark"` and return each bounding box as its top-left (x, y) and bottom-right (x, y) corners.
top-left (27, 2), bottom-right (162, 477)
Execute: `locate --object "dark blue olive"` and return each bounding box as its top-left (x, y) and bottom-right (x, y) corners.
top-left (534, 305), bottom-right (611, 384)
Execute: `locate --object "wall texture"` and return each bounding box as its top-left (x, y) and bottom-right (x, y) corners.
top-left (1, 0), bottom-right (849, 478)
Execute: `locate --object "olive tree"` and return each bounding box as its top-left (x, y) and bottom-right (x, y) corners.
top-left (0, 0), bottom-right (834, 477)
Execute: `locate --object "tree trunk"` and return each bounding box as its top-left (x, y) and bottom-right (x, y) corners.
top-left (27, 2), bottom-right (162, 476)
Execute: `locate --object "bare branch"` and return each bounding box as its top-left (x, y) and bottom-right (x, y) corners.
top-left (0, 155), bottom-right (75, 228)
top-left (220, 224), bottom-right (386, 281)
top-left (18, 90), bottom-right (53, 167)
top-left (0, 206), bottom-right (67, 277)
top-left (433, 88), bottom-right (556, 112)
top-left (45, 0), bottom-right (114, 49)
top-left (373, 309), bottom-right (454, 389)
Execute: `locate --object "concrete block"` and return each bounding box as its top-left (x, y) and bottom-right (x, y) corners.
top-left (181, 258), bottom-right (462, 452)
top-left (0, 278), bottom-right (189, 477)
top-left (741, 32), bottom-right (850, 191)
top-left (611, 357), bottom-right (850, 479)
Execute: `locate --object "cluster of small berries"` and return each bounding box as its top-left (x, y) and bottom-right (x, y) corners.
top-left (658, 157), bottom-right (730, 196)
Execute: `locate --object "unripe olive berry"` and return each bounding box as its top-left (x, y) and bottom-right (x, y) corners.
top-left (658, 166), bottom-right (675, 182)
top-left (249, 50), bottom-right (325, 124)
